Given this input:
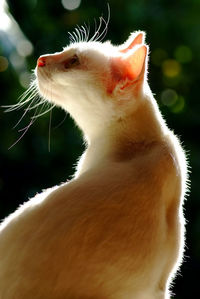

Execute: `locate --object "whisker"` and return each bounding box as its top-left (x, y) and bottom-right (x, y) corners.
top-left (90, 18), bottom-right (99, 42)
top-left (95, 5), bottom-right (110, 42)
top-left (80, 25), bottom-right (88, 42)
top-left (31, 103), bottom-right (55, 120)
top-left (68, 4), bottom-right (110, 45)
top-left (75, 28), bottom-right (82, 42)
top-left (48, 109), bottom-right (52, 152)
top-left (77, 25), bottom-right (84, 42)
top-left (12, 96), bottom-right (46, 129)
top-left (25, 98), bottom-right (46, 111)
top-left (95, 17), bottom-right (105, 41)
top-left (8, 119), bottom-right (34, 150)
top-left (3, 95), bottom-right (32, 111)
top-left (48, 81), bottom-right (53, 152)
top-left (6, 74), bottom-right (56, 149)
top-left (11, 103), bottom-right (39, 150)
top-left (31, 98), bottom-right (49, 118)
top-left (17, 120), bottom-right (34, 133)
top-left (84, 22), bottom-right (90, 42)
top-left (90, 4), bottom-right (110, 42)
top-left (11, 93), bottom-right (42, 130)
top-left (72, 30), bottom-right (79, 43)
top-left (17, 104), bottom-right (39, 133)
top-left (12, 101), bottom-right (33, 129)
top-left (3, 84), bottom-right (38, 112)
top-left (68, 31), bottom-right (76, 43)
top-left (53, 113), bottom-right (67, 129)
top-left (95, 18), bottom-right (108, 42)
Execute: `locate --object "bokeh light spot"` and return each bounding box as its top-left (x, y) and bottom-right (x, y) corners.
top-left (171, 96), bottom-right (185, 113)
top-left (17, 40), bottom-right (33, 57)
top-left (162, 59), bottom-right (181, 78)
top-left (19, 71), bottom-right (32, 89)
top-left (174, 45), bottom-right (192, 63)
top-left (61, 0), bottom-right (81, 11)
top-left (9, 52), bottom-right (25, 70)
top-left (161, 89), bottom-right (178, 107)
top-left (0, 56), bottom-right (9, 72)
top-left (0, 0), bottom-right (11, 31)
top-left (151, 48), bottom-right (168, 66)
top-left (163, 76), bottom-right (181, 88)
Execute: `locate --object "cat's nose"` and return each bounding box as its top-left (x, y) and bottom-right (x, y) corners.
top-left (37, 57), bottom-right (46, 67)
top-left (37, 52), bottom-right (66, 67)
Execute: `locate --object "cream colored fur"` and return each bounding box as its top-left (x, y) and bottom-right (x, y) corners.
top-left (0, 32), bottom-right (188, 299)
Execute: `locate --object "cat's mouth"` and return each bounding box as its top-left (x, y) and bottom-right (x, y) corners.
top-left (36, 63), bottom-right (53, 80)
top-left (36, 69), bottom-right (58, 102)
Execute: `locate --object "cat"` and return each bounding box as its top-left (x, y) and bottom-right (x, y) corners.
top-left (0, 30), bottom-right (188, 299)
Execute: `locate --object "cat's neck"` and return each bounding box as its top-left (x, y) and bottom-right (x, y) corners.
top-left (75, 95), bottom-right (167, 177)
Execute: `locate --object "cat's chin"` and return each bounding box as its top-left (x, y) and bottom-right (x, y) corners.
top-left (36, 80), bottom-right (60, 104)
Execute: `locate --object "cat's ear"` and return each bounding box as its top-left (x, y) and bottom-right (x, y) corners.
top-left (108, 45), bottom-right (148, 94)
top-left (119, 32), bottom-right (145, 53)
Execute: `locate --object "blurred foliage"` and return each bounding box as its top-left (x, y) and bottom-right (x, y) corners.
top-left (0, 0), bottom-right (200, 297)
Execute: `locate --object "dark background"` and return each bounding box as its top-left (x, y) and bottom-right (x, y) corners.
top-left (0, 0), bottom-right (200, 297)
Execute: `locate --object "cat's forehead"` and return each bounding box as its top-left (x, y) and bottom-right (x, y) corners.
top-left (64, 40), bottom-right (118, 57)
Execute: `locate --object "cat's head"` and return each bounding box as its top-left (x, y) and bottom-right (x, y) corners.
top-left (36, 31), bottom-right (148, 139)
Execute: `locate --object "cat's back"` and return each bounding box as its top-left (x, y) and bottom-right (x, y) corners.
top-left (0, 136), bottom-right (183, 299)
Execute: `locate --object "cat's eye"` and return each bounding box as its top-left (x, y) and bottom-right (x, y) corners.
top-left (64, 54), bottom-right (80, 69)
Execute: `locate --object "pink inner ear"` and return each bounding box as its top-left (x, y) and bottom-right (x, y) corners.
top-left (120, 33), bottom-right (144, 53)
top-left (125, 45), bottom-right (147, 81)
top-left (107, 45), bottom-right (147, 94)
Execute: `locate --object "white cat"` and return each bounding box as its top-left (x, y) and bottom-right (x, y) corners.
top-left (0, 31), bottom-right (188, 299)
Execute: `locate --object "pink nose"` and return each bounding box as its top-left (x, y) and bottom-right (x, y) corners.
top-left (37, 57), bottom-right (46, 67)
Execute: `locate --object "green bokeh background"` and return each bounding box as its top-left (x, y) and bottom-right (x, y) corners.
top-left (0, 0), bottom-right (200, 297)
